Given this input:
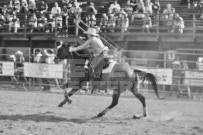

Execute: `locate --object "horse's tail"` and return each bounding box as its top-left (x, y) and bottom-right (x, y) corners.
top-left (143, 73), bottom-right (164, 99)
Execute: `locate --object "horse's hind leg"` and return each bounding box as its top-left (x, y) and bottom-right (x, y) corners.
top-left (134, 93), bottom-right (147, 117)
top-left (96, 93), bottom-right (120, 118)
top-left (131, 89), bottom-right (147, 117)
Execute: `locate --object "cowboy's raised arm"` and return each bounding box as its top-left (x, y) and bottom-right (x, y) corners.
top-left (44, 49), bottom-right (50, 56)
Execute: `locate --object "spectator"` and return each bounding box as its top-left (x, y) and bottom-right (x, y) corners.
top-left (47, 14), bottom-right (54, 33)
top-left (152, 0), bottom-right (160, 25)
top-left (13, 51), bottom-right (27, 85)
top-left (38, 12), bottom-right (47, 32)
top-left (70, 2), bottom-right (82, 34)
top-left (43, 49), bottom-right (60, 90)
top-left (4, 13), bottom-right (12, 32)
top-left (0, 14), bottom-right (5, 32)
top-left (124, 0), bottom-right (133, 20)
top-left (9, 12), bottom-right (20, 33)
top-left (72, 0), bottom-right (82, 8)
top-left (85, 2), bottom-right (97, 17)
top-left (56, 14), bottom-right (63, 35)
top-left (34, 49), bottom-right (43, 63)
top-left (200, 0), bottom-right (203, 18)
top-left (13, 0), bottom-right (21, 13)
top-left (62, 0), bottom-right (70, 6)
top-left (196, 57), bottom-right (203, 70)
top-left (131, 0), bottom-right (145, 21)
top-left (171, 57), bottom-right (181, 92)
top-left (193, 0), bottom-right (201, 14)
top-left (61, 3), bottom-right (70, 36)
top-left (2, 5), bottom-right (8, 15)
top-left (29, 13), bottom-right (37, 33)
top-left (62, 2), bottom-right (72, 14)
top-left (100, 13), bottom-right (109, 32)
top-left (7, 3), bottom-right (14, 15)
top-left (108, 13), bottom-right (117, 32)
top-left (51, 2), bottom-right (61, 17)
top-left (85, 2), bottom-right (97, 28)
top-left (72, 1), bottom-right (82, 17)
top-left (117, 8), bottom-right (129, 32)
top-left (109, 0), bottom-right (121, 15)
top-left (86, 14), bottom-right (96, 27)
top-left (144, 0), bottom-right (153, 16)
top-left (179, 60), bottom-right (191, 97)
top-left (21, 0), bottom-right (28, 14)
top-left (171, 13), bottom-right (185, 34)
top-left (38, 0), bottom-right (48, 13)
top-left (44, 49), bottom-right (55, 64)
top-left (130, 0), bottom-right (137, 12)
top-left (143, 13), bottom-right (152, 33)
top-left (51, 2), bottom-right (62, 35)
top-left (9, 0), bottom-right (13, 7)
top-left (28, 0), bottom-right (37, 14)
top-left (166, 8), bottom-right (175, 32)
top-left (161, 3), bottom-right (174, 25)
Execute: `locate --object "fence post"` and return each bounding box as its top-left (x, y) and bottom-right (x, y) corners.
top-left (121, 18), bottom-right (124, 38)
top-left (55, 16), bottom-right (57, 37)
top-left (24, 14), bottom-right (27, 37)
top-left (163, 52), bottom-right (167, 92)
top-left (156, 13), bottom-right (160, 40)
top-left (28, 48), bottom-right (32, 90)
top-left (75, 15), bottom-right (79, 37)
top-left (193, 14), bottom-right (196, 41)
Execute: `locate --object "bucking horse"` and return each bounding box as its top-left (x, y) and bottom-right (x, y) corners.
top-left (57, 43), bottom-right (163, 118)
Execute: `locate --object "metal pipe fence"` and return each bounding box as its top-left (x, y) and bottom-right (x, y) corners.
top-left (0, 49), bottom-right (203, 100)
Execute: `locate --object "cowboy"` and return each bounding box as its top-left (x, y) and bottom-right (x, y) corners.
top-left (69, 28), bottom-right (109, 79)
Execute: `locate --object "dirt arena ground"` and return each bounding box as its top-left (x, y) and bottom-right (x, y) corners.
top-left (0, 90), bottom-right (203, 135)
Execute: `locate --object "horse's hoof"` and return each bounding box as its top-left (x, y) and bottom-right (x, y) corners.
top-left (132, 115), bottom-right (142, 119)
top-left (58, 101), bottom-right (66, 107)
top-left (67, 99), bottom-right (72, 104)
top-left (143, 114), bottom-right (147, 117)
top-left (58, 103), bottom-right (64, 107)
top-left (97, 113), bottom-right (104, 118)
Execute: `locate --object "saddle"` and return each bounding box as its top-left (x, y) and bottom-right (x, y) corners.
top-left (88, 57), bottom-right (110, 80)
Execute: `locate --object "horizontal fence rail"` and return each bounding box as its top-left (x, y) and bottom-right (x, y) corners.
top-left (0, 12), bottom-right (202, 39)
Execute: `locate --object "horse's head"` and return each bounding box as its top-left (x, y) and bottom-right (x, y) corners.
top-left (57, 42), bottom-right (89, 60)
top-left (56, 42), bottom-right (73, 59)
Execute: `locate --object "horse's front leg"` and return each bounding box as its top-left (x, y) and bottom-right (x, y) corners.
top-left (58, 88), bottom-right (79, 107)
top-left (95, 93), bottom-right (120, 118)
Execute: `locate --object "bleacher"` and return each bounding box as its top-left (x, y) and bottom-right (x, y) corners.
top-left (0, 0), bottom-right (203, 50)
top-left (0, 0), bottom-right (198, 30)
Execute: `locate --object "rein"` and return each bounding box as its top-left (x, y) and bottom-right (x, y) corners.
top-left (74, 51), bottom-right (90, 58)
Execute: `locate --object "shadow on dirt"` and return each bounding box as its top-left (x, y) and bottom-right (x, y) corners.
top-left (0, 113), bottom-right (92, 124)
top-left (0, 112), bottom-right (141, 124)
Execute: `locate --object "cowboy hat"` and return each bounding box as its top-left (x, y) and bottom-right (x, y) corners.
top-left (15, 50), bottom-right (23, 55)
top-left (83, 28), bottom-right (99, 36)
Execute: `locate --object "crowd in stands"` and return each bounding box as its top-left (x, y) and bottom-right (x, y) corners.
top-left (0, 0), bottom-right (84, 35)
top-left (0, 0), bottom-right (200, 35)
